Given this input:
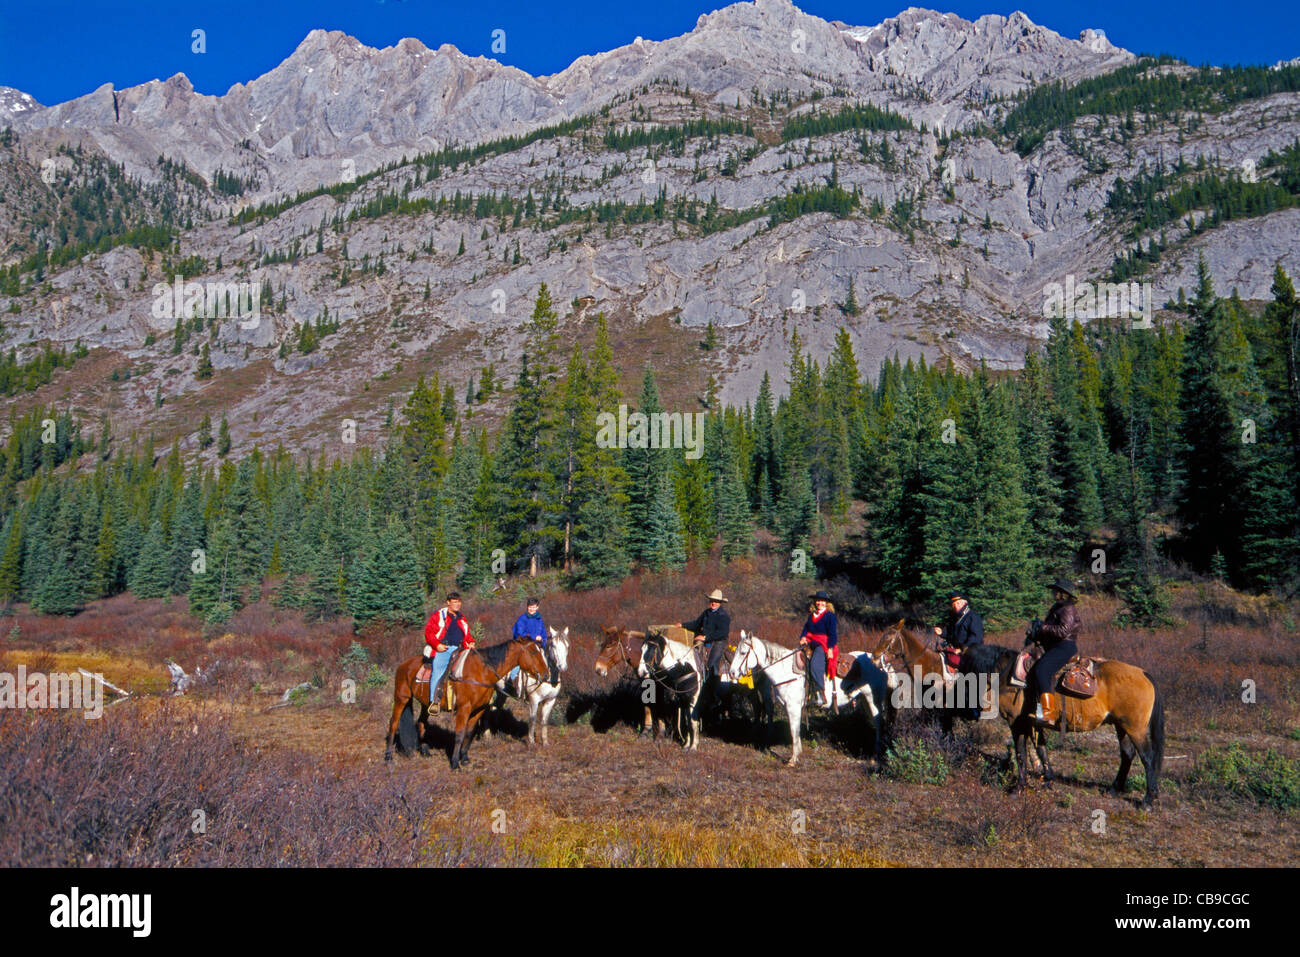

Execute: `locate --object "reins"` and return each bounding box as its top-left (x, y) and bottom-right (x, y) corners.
top-left (733, 638), bottom-right (802, 688)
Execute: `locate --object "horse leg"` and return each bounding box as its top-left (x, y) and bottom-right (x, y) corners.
top-left (450, 710), bottom-right (465, 770)
top-left (1034, 728), bottom-right (1053, 784)
top-left (687, 689), bottom-right (701, 751)
top-left (385, 694), bottom-right (405, 761)
top-left (1111, 729), bottom-right (1136, 795)
top-left (1126, 726), bottom-right (1160, 809)
top-left (539, 694), bottom-right (556, 747)
top-left (1013, 725), bottom-right (1030, 793)
top-left (527, 694), bottom-right (540, 747)
top-left (460, 710), bottom-right (482, 766)
top-left (417, 702), bottom-right (432, 757)
top-left (787, 701), bottom-right (802, 766)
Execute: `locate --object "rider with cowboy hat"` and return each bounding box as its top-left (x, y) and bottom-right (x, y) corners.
top-left (933, 586), bottom-right (984, 663)
top-left (800, 590), bottom-right (839, 708)
top-left (681, 588), bottom-right (731, 723)
top-left (1024, 578), bottom-right (1081, 723)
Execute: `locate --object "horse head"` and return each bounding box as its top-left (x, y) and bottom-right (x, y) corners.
top-left (873, 619), bottom-right (931, 675)
top-left (512, 636), bottom-right (549, 682)
top-left (594, 625), bottom-right (623, 677)
top-left (727, 629), bottom-right (759, 681)
top-left (637, 632), bottom-right (667, 678)
top-left (548, 626), bottom-right (570, 674)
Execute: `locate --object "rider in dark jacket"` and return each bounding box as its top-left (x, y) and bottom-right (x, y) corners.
top-left (934, 589), bottom-right (984, 655)
top-left (683, 589), bottom-right (731, 722)
top-left (800, 590), bottom-right (839, 708)
top-left (1025, 578), bottom-right (1081, 722)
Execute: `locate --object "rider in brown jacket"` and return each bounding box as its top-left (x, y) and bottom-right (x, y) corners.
top-left (1024, 578), bottom-right (1081, 721)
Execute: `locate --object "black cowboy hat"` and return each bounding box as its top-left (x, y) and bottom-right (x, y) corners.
top-left (947, 587), bottom-right (968, 600)
top-left (526, 596), bottom-right (540, 606)
top-left (1048, 578), bottom-right (1077, 598)
top-left (810, 590), bottom-right (833, 602)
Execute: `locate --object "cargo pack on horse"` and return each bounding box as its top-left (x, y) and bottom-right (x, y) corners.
top-left (384, 638), bottom-right (547, 769)
top-left (993, 646), bottom-right (1165, 808)
top-left (486, 627), bottom-right (570, 747)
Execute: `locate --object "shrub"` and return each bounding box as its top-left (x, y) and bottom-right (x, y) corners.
top-left (1186, 745), bottom-right (1300, 810)
top-left (886, 735), bottom-right (951, 786)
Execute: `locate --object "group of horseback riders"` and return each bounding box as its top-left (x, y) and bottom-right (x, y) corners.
top-left (928, 577), bottom-right (1082, 722)
top-left (672, 577), bottom-right (1082, 726)
top-left (419, 592), bottom-right (556, 708)
top-left (416, 576), bottom-right (1082, 726)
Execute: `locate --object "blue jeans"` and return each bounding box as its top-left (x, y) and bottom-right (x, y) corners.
top-left (808, 644), bottom-right (827, 695)
top-left (428, 646), bottom-right (457, 701)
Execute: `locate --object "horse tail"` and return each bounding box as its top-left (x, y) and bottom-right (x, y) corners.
top-left (1145, 673), bottom-right (1165, 784)
top-left (398, 700), bottom-right (419, 754)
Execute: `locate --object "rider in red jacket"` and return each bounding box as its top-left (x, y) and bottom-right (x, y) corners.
top-left (423, 593), bottom-right (474, 703)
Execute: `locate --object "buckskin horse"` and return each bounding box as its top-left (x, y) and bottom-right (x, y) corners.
top-left (384, 638), bottom-right (548, 769)
top-left (992, 646), bottom-right (1165, 808)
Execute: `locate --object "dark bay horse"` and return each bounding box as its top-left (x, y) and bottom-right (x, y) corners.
top-left (593, 625), bottom-right (655, 734)
top-left (384, 638), bottom-right (548, 769)
top-left (992, 647), bottom-right (1165, 808)
top-left (869, 620), bottom-right (1007, 732)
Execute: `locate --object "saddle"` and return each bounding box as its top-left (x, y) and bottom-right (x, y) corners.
top-left (793, 647), bottom-right (807, 674)
top-left (1013, 646), bottom-right (1100, 698)
top-left (1059, 657), bottom-right (1100, 698)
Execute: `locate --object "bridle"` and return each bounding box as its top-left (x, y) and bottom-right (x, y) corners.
top-left (452, 640), bottom-right (548, 691)
top-left (510, 636), bottom-right (567, 696)
top-left (598, 629), bottom-right (641, 679)
top-left (639, 635), bottom-right (695, 695)
top-left (732, 634), bottom-right (801, 688)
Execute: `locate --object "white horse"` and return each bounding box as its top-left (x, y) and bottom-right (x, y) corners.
top-left (725, 630), bottom-right (811, 765)
top-left (488, 627), bottom-right (569, 746)
top-left (726, 631), bottom-right (893, 766)
top-left (636, 632), bottom-right (703, 750)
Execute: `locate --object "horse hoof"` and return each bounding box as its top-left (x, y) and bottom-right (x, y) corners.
top-left (384, 751), bottom-right (392, 762)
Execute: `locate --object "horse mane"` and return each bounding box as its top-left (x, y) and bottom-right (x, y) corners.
top-left (967, 643), bottom-right (1016, 676)
top-left (751, 634), bottom-right (793, 660)
top-left (477, 641), bottom-right (515, 670)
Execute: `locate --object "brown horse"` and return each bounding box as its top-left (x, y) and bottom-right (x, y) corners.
top-left (593, 625), bottom-right (657, 735)
top-left (384, 638), bottom-right (548, 769)
top-left (869, 620), bottom-right (1003, 732)
top-left (993, 647), bottom-right (1165, 808)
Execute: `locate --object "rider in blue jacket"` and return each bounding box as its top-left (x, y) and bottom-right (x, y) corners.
top-left (510, 597), bottom-right (554, 685)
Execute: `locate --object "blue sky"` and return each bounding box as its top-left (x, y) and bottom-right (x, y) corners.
top-left (2, 0), bottom-right (1298, 105)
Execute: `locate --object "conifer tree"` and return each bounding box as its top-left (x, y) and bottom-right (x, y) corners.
top-left (1176, 258), bottom-right (1260, 576)
top-left (643, 472), bottom-right (687, 571)
top-left (129, 520), bottom-right (173, 599)
top-left (349, 519), bottom-right (425, 630)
